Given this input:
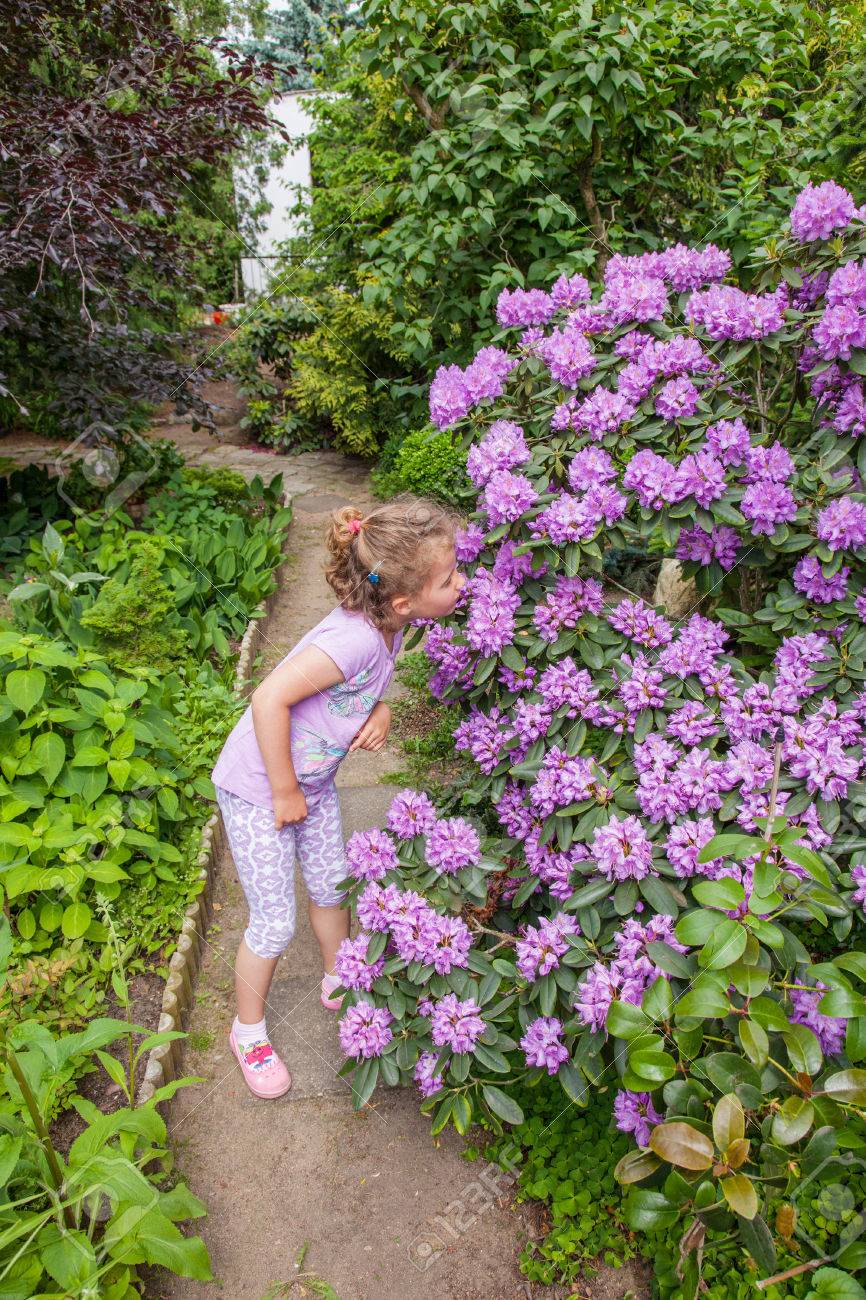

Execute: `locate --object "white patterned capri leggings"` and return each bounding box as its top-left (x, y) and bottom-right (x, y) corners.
top-left (214, 782), bottom-right (348, 959)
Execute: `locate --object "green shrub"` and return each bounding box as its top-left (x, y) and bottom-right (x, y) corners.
top-left (372, 427), bottom-right (470, 505)
top-left (0, 919), bottom-right (214, 1293)
top-left (79, 537), bottom-right (191, 671)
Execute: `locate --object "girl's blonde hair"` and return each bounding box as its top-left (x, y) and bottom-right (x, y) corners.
top-left (324, 493), bottom-right (461, 630)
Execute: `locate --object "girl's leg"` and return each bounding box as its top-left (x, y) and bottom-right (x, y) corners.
top-left (215, 788), bottom-right (298, 1021)
top-left (308, 899), bottom-right (350, 976)
top-left (295, 781), bottom-right (350, 974)
top-left (235, 940), bottom-right (280, 1024)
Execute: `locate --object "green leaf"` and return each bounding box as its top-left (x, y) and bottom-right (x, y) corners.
top-left (624, 1186), bottom-right (680, 1230)
top-left (642, 975), bottom-right (673, 1022)
top-left (783, 1023), bottom-right (823, 1077)
top-left (649, 1122), bottom-right (714, 1170)
top-left (692, 878), bottom-right (745, 911)
top-left (738, 1020), bottom-right (769, 1069)
top-left (29, 732), bottom-right (66, 787)
top-left (712, 1094), bottom-right (744, 1151)
top-left (805, 1267), bottom-right (866, 1299)
top-left (822, 1069), bottom-right (866, 1104)
top-left (675, 910), bottom-right (720, 947)
top-left (675, 985), bottom-right (730, 1020)
top-left (5, 668), bottom-right (47, 715)
top-left (818, 988), bottom-right (866, 1019)
top-left (737, 1211), bottom-right (777, 1274)
top-left (698, 920), bottom-right (747, 970)
top-left (482, 1085), bottom-right (524, 1126)
top-left (62, 902), bottom-right (92, 940)
top-left (615, 1148), bottom-right (661, 1184)
top-left (720, 1173), bottom-right (757, 1219)
top-left (771, 1097), bottom-right (814, 1146)
top-left (645, 941), bottom-right (693, 980)
top-left (629, 1047), bottom-right (676, 1084)
top-left (606, 1000), bottom-right (652, 1039)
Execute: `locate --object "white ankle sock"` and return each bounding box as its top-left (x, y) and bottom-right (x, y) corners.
top-left (234, 1014), bottom-right (267, 1046)
top-left (322, 972), bottom-right (340, 990)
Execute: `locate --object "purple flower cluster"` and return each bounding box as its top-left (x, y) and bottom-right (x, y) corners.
top-left (614, 1090), bottom-right (663, 1147)
top-left (530, 748), bottom-right (601, 815)
top-left (608, 598), bottom-right (673, 648)
top-left (338, 1001), bottom-right (393, 1059)
top-left (516, 912), bottom-right (580, 981)
top-left (386, 788), bottom-right (437, 839)
top-left (677, 524), bottom-right (740, 569)
top-left (430, 993), bottom-right (486, 1054)
top-left (482, 470), bottom-right (538, 526)
top-left (424, 816), bottom-right (482, 874)
top-left (790, 180), bottom-right (856, 243)
top-left (789, 982), bottom-right (847, 1056)
top-left (334, 933), bottom-right (385, 991)
top-left (496, 285), bottom-right (558, 328)
top-left (686, 283), bottom-right (786, 341)
top-left (591, 815), bottom-right (655, 881)
top-left (574, 917), bottom-right (687, 1032)
top-left (793, 556), bottom-right (850, 603)
top-left (533, 575), bottom-right (604, 642)
top-left (414, 1050), bottom-right (444, 1098)
top-left (346, 827), bottom-right (399, 881)
top-left (521, 1016), bottom-right (570, 1075)
top-left (538, 326), bottom-right (597, 388)
top-left (425, 624), bottom-right (473, 699)
top-left (466, 420), bottom-right (530, 488)
top-left (355, 882), bottom-right (472, 974)
top-left (465, 569), bottom-right (521, 654)
top-left (429, 346), bottom-right (518, 430)
top-left (816, 498), bottom-right (866, 551)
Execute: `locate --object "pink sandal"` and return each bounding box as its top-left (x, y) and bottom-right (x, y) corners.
top-left (228, 1027), bottom-right (293, 1098)
top-left (321, 973), bottom-right (344, 1010)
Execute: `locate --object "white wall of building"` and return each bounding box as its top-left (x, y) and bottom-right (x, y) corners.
top-left (236, 91), bottom-right (336, 300)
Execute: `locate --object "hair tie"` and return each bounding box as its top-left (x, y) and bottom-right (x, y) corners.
top-left (347, 518), bottom-right (362, 534)
top-left (367, 571), bottom-right (379, 585)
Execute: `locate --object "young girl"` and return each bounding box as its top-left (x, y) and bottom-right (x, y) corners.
top-left (210, 495), bottom-right (464, 1098)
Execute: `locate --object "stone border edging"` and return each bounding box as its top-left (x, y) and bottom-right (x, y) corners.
top-left (137, 490), bottom-right (293, 1108)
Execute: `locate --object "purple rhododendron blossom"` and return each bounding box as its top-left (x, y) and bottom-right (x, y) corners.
top-left (387, 789), bottom-right (438, 839)
top-left (346, 827), bottom-right (399, 881)
top-left (521, 1016), bottom-right (570, 1074)
top-left (430, 993), bottom-right (486, 1053)
top-left (338, 1002), bottom-right (393, 1059)
top-left (614, 1091), bottom-right (664, 1147)
top-left (425, 817), bottom-right (482, 874)
top-left (790, 180), bottom-right (856, 243)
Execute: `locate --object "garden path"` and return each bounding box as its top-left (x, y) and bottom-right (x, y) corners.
top-left (141, 429), bottom-right (569, 1300)
top-left (1, 416), bottom-right (648, 1299)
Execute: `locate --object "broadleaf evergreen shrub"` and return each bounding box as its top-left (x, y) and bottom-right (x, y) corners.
top-left (330, 180), bottom-right (866, 1291)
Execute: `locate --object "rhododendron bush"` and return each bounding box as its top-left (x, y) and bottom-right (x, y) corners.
top-left (335, 182), bottom-right (866, 1285)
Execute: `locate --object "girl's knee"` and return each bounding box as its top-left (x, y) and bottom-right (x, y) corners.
top-left (309, 886), bottom-right (347, 910)
top-left (245, 914), bottom-right (295, 959)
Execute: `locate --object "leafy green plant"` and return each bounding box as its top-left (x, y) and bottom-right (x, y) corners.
top-left (0, 629), bottom-right (212, 1027)
top-left (372, 427), bottom-right (471, 505)
top-left (0, 909), bottom-right (214, 1296)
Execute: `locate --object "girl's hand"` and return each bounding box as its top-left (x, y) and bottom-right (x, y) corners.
top-left (273, 786), bottom-right (308, 829)
top-left (348, 702), bottom-right (391, 754)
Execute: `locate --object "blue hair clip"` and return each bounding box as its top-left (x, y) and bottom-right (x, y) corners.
top-left (368, 571), bottom-right (379, 585)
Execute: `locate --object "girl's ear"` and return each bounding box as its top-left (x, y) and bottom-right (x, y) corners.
top-left (390, 593), bottom-right (413, 619)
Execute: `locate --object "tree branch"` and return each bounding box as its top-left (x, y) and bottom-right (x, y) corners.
top-left (576, 125), bottom-right (610, 272)
top-left (402, 80), bottom-right (446, 132)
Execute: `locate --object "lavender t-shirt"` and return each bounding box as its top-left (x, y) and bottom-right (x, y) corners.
top-left (211, 606), bottom-right (402, 809)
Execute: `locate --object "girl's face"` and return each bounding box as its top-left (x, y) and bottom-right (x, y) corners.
top-left (406, 543), bottom-right (465, 621)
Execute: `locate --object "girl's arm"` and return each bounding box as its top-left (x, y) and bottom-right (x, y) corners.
top-left (250, 646), bottom-right (345, 798)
